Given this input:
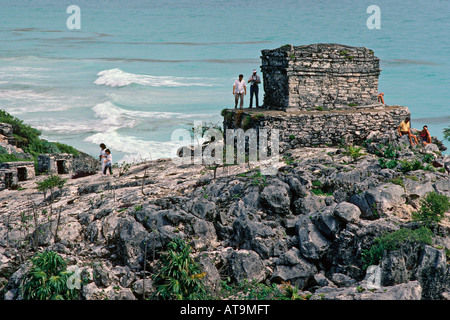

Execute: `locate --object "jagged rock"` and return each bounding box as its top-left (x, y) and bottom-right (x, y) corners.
top-left (114, 216), bottom-right (149, 268)
top-left (197, 253), bottom-right (221, 293)
top-left (132, 279), bottom-right (155, 297)
top-left (231, 216), bottom-right (277, 259)
top-left (330, 272), bottom-right (357, 287)
top-left (333, 202), bottom-right (361, 224)
top-left (259, 180), bottom-right (291, 215)
top-left (296, 214), bottom-right (330, 260)
top-left (81, 282), bottom-right (99, 300)
top-left (93, 266), bottom-right (111, 288)
top-left (415, 245), bottom-right (448, 300)
top-left (227, 249), bottom-right (266, 283)
top-left (350, 183), bottom-right (406, 219)
top-left (310, 280), bottom-right (422, 300)
top-left (313, 206), bottom-right (342, 239)
top-left (189, 199), bottom-right (216, 221)
top-left (434, 179), bottom-right (450, 197)
top-left (424, 143), bottom-right (440, 154)
top-left (293, 195), bottom-right (327, 216)
top-left (271, 247), bottom-right (317, 288)
top-left (314, 272), bottom-right (336, 288)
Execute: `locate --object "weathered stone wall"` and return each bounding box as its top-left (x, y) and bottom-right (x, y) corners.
top-left (261, 43), bottom-right (381, 111)
top-left (223, 106), bottom-right (410, 149)
top-left (0, 161), bottom-right (35, 189)
top-left (37, 154), bottom-right (73, 175)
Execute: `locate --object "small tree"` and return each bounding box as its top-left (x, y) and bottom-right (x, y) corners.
top-left (412, 191), bottom-right (450, 227)
top-left (35, 174), bottom-right (67, 202)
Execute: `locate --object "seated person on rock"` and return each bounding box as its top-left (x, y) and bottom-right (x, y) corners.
top-left (397, 116), bottom-right (418, 146)
top-left (419, 125), bottom-right (432, 146)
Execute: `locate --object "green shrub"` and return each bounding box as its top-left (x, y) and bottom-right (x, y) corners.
top-left (422, 153), bottom-right (434, 163)
top-left (412, 191), bottom-right (450, 226)
top-left (443, 126), bottom-right (450, 141)
top-left (242, 115), bottom-right (253, 131)
top-left (343, 144), bottom-right (365, 162)
top-left (152, 238), bottom-right (206, 300)
top-left (389, 177), bottom-right (405, 189)
top-left (53, 142), bottom-right (80, 157)
top-left (399, 159), bottom-right (423, 173)
top-left (0, 109), bottom-right (41, 148)
top-left (21, 251), bottom-right (79, 300)
top-left (0, 147), bottom-right (29, 163)
top-left (379, 158), bottom-right (398, 169)
top-left (361, 227), bottom-right (433, 269)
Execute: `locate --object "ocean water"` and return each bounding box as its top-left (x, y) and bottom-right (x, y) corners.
top-left (0, 0), bottom-right (449, 162)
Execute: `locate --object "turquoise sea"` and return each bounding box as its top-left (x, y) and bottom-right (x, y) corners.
top-left (0, 0), bottom-right (449, 162)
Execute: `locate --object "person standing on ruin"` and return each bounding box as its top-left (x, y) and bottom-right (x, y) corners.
top-left (248, 69), bottom-right (261, 108)
top-left (233, 74), bottom-right (246, 109)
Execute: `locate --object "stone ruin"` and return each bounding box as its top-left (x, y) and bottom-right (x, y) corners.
top-left (0, 161), bottom-right (35, 190)
top-left (223, 43), bottom-right (410, 149)
top-left (37, 153), bottom-right (73, 175)
top-left (261, 43), bottom-right (381, 111)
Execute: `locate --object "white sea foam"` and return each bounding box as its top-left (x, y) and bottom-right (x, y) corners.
top-left (91, 100), bottom-right (211, 128)
top-left (94, 68), bottom-right (213, 88)
top-left (0, 89), bottom-right (73, 114)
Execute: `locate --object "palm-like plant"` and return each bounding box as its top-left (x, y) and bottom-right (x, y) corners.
top-left (152, 238), bottom-right (206, 300)
top-left (444, 127), bottom-right (450, 142)
top-left (21, 251), bottom-right (79, 300)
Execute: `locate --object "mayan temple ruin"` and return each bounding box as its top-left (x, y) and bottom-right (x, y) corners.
top-left (223, 43), bottom-right (410, 149)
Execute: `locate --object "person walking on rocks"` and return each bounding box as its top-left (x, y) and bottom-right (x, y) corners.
top-left (248, 69), bottom-right (261, 108)
top-left (103, 149), bottom-right (113, 175)
top-left (99, 143), bottom-right (107, 174)
top-left (233, 74), bottom-right (246, 109)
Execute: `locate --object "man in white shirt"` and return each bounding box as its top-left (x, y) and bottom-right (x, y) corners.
top-left (233, 74), bottom-right (246, 109)
top-left (248, 69), bottom-right (261, 108)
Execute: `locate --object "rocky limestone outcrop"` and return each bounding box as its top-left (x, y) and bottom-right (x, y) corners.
top-left (0, 131), bottom-right (449, 300)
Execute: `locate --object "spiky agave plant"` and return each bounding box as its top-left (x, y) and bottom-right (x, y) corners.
top-left (21, 251), bottom-right (79, 300)
top-left (152, 238), bottom-right (206, 300)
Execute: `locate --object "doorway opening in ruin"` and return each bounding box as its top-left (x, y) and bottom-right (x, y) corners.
top-left (17, 167), bottom-right (27, 181)
top-left (57, 160), bottom-right (65, 174)
top-left (4, 172), bottom-right (13, 188)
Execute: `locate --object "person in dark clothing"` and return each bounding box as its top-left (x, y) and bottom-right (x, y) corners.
top-left (247, 69), bottom-right (261, 108)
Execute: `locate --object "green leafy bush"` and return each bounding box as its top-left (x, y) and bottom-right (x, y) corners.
top-left (152, 238), bottom-right (206, 300)
top-left (21, 251), bottom-right (79, 300)
top-left (343, 144), bottom-right (365, 162)
top-left (0, 110), bottom-right (41, 148)
top-left (361, 227), bottom-right (433, 269)
top-left (0, 109), bottom-right (81, 161)
top-left (412, 191), bottom-right (450, 226)
top-left (444, 127), bottom-right (450, 141)
top-left (399, 159), bottom-right (423, 173)
top-left (53, 142), bottom-right (80, 156)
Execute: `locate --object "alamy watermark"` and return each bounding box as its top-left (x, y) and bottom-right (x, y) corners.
top-left (367, 5), bottom-right (381, 29)
top-left (66, 5), bottom-right (81, 30)
top-left (171, 121), bottom-right (280, 176)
